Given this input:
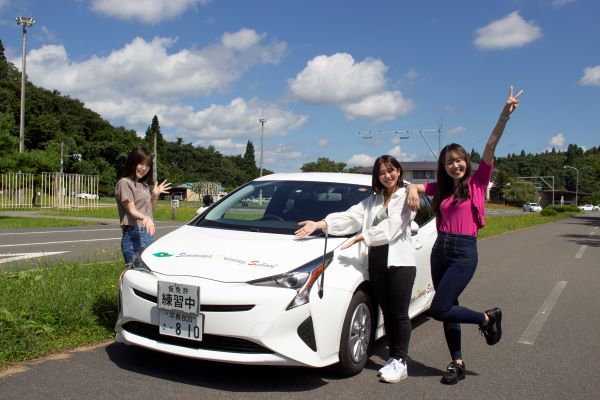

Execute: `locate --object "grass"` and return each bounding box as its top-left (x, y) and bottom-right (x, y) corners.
top-left (0, 216), bottom-right (100, 229)
top-left (0, 260), bottom-right (123, 369)
top-left (479, 211), bottom-right (577, 239)
top-left (0, 210), bottom-right (581, 370)
top-left (42, 204), bottom-right (200, 222)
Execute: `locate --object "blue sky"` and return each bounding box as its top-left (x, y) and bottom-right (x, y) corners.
top-left (1, 0), bottom-right (599, 172)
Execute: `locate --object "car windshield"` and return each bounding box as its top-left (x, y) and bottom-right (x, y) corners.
top-left (190, 180), bottom-right (373, 234)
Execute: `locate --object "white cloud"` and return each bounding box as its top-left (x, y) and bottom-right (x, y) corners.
top-left (343, 91), bottom-right (415, 122)
top-left (90, 0), bottom-right (210, 24)
top-left (288, 53), bottom-right (415, 122)
top-left (548, 132), bottom-right (566, 150)
top-left (552, 0), bottom-right (575, 7)
top-left (346, 154), bottom-right (376, 168)
top-left (448, 126), bottom-right (466, 136)
top-left (474, 11), bottom-right (542, 50)
top-left (20, 32), bottom-right (285, 101)
top-left (580, 65), bottom-right (600, 86)
top-left (10, 30), bottom-right (300, 146)
top-left (387, 146), bottom-right (419, 162)
top-left (0, 0), bottom-right (10, 10)
top-left (39, 26), bottom-right (58, 42)
top-left (318, 139), bottom-right (329, 147)
top-left (289, 53), bottom-right (387, 105)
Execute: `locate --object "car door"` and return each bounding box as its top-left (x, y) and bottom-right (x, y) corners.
top-left (409, 194), bottom-right (436, 316)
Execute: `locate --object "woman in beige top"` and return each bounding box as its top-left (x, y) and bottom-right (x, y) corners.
top-left (115, 146), bottom-right (171, 264)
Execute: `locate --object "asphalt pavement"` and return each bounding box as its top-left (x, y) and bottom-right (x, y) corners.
top-left (1, 213), bottom-right (599, 399)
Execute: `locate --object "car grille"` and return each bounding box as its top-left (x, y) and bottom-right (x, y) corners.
top-left (122, 321), bottom-right (274, 354)
top-left (133, 288), bottom-right (255, 312)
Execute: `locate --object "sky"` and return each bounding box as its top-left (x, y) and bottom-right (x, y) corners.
top-left (0, 0), bottom-right (599, 172)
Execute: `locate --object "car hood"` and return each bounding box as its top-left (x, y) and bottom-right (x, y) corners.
top-left (142, 225), bottom-right (347, 282)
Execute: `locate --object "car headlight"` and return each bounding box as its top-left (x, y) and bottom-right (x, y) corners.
top-left (248, 252), bottom-right (333, 310)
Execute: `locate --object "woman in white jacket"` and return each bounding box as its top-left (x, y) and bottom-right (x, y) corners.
top-left (295, 155), bottom-right (416, 383)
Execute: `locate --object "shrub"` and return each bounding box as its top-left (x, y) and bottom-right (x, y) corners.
top-left (541, 208), bottom-right (558, 217)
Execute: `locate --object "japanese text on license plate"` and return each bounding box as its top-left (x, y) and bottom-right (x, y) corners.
top-left (157, 281), bottom-right (200, 314)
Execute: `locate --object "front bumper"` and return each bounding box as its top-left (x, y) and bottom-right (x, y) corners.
top-left (115, 269), bottom-right (351, 368)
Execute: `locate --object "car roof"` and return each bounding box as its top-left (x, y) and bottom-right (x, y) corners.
top-left (254, 172), bottom-right (372, 185)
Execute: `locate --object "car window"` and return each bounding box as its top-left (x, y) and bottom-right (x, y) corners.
top-left (414, 194), bottom-right (435, 227)
top-left (191, 180), bottom-right (373, 234)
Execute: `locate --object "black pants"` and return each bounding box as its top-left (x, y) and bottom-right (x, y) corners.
top-left (369, 244), bottom-right (416, 361)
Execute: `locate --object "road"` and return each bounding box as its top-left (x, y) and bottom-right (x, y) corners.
top-left (1, 214), bottom-right (599, 399)
top-left (0, 218), bottom-right (184, 269)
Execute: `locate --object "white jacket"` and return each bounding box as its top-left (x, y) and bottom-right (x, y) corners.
top-left (323, 187), bottom-right (417, 267)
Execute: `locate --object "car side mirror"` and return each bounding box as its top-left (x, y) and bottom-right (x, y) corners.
top-left (411, 221), bottom-right (419, 236)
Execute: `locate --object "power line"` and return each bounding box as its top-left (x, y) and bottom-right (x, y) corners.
top-left (358, 120), bottom-right (443, 159)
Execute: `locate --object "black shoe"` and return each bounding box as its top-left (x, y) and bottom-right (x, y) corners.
top-left (441, 361), bottom-right (465, 385)
top-left (480, 307), bottom-right (502, 345)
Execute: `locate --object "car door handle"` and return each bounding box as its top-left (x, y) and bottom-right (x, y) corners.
top-left (413, 239), bottom-right (423, 250)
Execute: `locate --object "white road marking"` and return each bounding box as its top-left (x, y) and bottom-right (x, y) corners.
top-left (0, 252), bottom-right (69, 264)
top-left (518, 281), bottom-right (567, 345)
top-left (575, 245), bottom-right (587, 259)
top-left (0, 237), bottom-right (121, 248)
top-left (0, 225), bottom-right (181, 236)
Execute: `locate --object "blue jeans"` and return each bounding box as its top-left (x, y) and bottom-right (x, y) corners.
top-left (430, 232), bottom-right (485, 361)
top-left (121, 225), bottom-right (154, 264)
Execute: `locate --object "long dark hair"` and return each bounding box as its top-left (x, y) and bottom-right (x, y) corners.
top-left (121, 146), bottom-right (154, 183)
top-left (431, 143), bottom-right (472, 219)
top-left (371, 155), bottom-right (404, 195)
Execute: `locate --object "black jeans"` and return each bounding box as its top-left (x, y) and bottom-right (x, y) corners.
top-left (369, 244), bottom-right (416, 361)
top-left (430, 232), bottom-right (485, 361)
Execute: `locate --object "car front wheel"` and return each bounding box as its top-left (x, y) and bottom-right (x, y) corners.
top-left (336, 289), bottom-right (373, 376)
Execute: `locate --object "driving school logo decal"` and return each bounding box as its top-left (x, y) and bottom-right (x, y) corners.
top-left (153, 252), bottom-right (173, 257)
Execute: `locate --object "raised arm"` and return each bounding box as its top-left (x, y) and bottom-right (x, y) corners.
top-left (481, 85), bottom-right (524, 165)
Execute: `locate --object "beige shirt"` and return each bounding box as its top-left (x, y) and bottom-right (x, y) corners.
top-left (115, 177), bottom-right (153, 227)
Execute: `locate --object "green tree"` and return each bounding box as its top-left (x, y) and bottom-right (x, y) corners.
top-left (243, 140), bottom-right (258, 178)
top-left (501, 179), bottom-right (537, 206)
top-left (469, 148), bottom-right (481, 163)
top-left (301, 157), bottom-right (347, 172)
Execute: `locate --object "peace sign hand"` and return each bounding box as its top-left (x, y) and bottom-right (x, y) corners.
top-left (503, 85), bottom-right (524, 116)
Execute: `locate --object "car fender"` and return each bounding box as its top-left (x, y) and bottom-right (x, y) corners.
top-left (309, 245), bottom-right (370, 363)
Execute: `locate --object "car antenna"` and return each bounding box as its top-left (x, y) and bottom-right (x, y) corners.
top-left (318, 229), bottom-right (328, 299)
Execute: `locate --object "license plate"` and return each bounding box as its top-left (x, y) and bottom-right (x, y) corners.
top-left (159, 309), bottom-right (203, 341)
top-left (157, 281), bottom-right (200, 314)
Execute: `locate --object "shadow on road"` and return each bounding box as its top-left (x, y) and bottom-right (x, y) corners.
top-left (106, 312), bottom-right (442, 390)
top-left (106, 342), bottom-right (338, 392)
top-left (560, 214), bottom-right (600, 247)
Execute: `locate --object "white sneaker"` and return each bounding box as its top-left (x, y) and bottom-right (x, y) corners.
top-left (377, 357), bottom-right (395, 377)
top-left (379, 358), bottom-right (408, 383)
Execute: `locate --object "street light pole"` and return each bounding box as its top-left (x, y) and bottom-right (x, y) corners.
top-left (16, 16), bottom-right (35, 154)
top-left (258, 118), bottom-right (267, 177)
top-left (564, 165), bottom-right (579, 205)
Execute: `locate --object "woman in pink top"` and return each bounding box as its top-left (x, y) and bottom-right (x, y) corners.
top-left (407, 86), bottom-right (523, 385)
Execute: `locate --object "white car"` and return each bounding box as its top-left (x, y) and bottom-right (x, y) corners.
top-left (578, 204), bottom-right (594, 211)
top-left (115, 173), bottom-right (436, 376)
top-left (523, 202), bottom-right (542, 212)
top-left (593, 205), bottom-right (600, 212)
top-left (74, 192), bottom-right (99, 200)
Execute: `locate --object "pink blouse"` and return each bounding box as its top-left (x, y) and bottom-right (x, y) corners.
top-left (424, 160), bottom-right (493, 237)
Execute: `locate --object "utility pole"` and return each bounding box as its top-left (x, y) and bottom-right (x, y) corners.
top-left (258, 118), bottom-right (267, 177)
top-left (16, 16), bottom-right (35, 153)
top-left (153, 130), bottom-right (158, 184)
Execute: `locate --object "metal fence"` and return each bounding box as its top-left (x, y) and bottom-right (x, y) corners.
top-left (0, 173), bottom-right (36, 208)
top-left (40, 173), bottom-right (99, 209)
